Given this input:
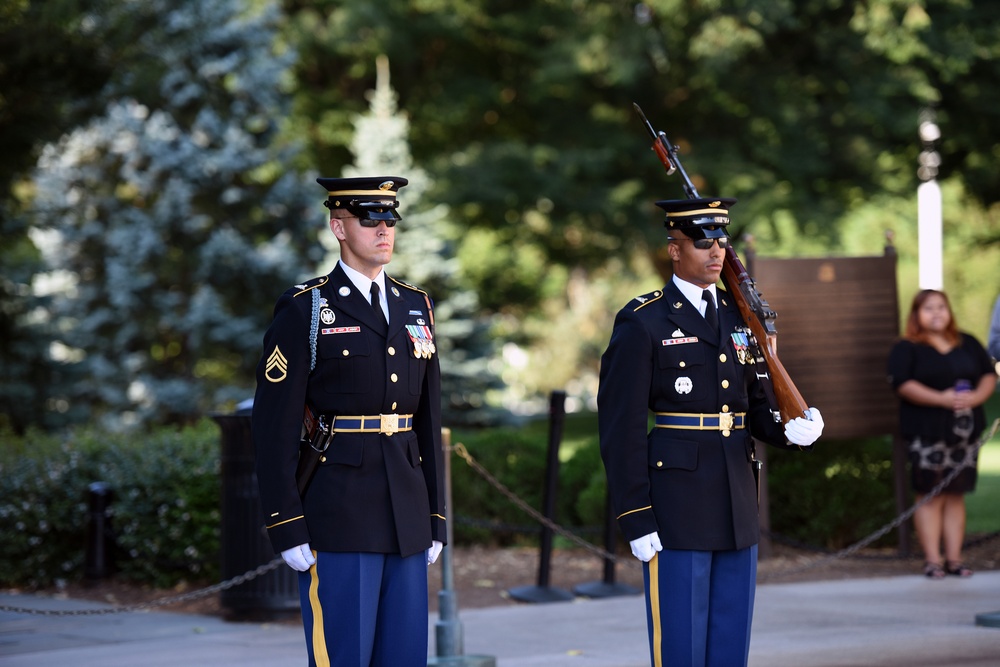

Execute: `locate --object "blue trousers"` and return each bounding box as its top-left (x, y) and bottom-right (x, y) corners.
top-left (298, 551), bottom-right (428, 667)
top-left (642, 545), bottom-right (757, 667)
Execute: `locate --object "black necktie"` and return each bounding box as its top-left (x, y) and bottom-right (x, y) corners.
top-left (702, 289), bottom-right (719, 333)
top-left (370, 282), bottom-right (388, 333)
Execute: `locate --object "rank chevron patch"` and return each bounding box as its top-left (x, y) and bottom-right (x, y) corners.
top-left (265, 346), bottom-right (288, 383)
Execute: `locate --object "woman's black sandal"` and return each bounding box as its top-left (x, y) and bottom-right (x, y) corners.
top-left (945, 561), bottom-right (973, 577)
top-left (923, 562), bottom-right (946, 579)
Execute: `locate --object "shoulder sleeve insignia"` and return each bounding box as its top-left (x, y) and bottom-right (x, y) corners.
top-left (265, 345), bottom-right (288, 383)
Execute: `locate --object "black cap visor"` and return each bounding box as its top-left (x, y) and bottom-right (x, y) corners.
top-left (345, 200), bottom-right (401, 221)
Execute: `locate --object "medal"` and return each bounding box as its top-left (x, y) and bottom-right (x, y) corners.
top-left (731, 331), bottom-right (750, 364)
top-left (406, 324), bottom-right (435, 358)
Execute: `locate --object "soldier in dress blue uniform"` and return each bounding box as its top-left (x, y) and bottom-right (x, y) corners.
top-left (252, 176), bottom-right (446, 667)
top-left (597, 197), bottom-right (824, 667)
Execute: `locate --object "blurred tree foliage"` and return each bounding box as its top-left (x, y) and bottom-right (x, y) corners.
top-left (3, 0), bottom-right (999, 430)
top-left (0, 0), bottom-right (128, 432)
top-left (24, 0), bottom-right (317, 428)
top-left (282, 0), bottom-right (1000, 403)
top-left (283, 0), bottom-right (1000, 263)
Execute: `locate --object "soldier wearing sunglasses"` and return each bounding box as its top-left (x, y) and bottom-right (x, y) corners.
top-left (252, 176), bottom-right (446, 667)
top-left (598, 197), bottom-right (823, 667)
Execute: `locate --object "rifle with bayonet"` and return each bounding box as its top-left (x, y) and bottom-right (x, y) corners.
top-left (633, 102), bottom-right (808, 424)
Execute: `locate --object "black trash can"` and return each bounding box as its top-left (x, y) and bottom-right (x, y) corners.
top-left (213, 403), bottom-right (299, 620)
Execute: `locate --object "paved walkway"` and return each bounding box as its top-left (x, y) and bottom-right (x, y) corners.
top-left (3, 572), bottom-right (1000, 666)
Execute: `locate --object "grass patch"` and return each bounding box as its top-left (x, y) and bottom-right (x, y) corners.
top-left (967, 440), bottom-right (1000, 534)
top-left (966, 391), bottom-right (1000, 535)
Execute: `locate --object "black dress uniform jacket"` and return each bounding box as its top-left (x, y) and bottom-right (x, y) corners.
top-left (252, 263), bottom-right (446, 558)
top-left (598, 280), bottom-right (793, 552)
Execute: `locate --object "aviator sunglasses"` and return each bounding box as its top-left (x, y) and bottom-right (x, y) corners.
top-left (668, 237), bottom-right (729, 250)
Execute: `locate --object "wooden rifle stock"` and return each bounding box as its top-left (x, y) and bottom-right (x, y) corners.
top-left (721, 247), bottom-right (808, 423)
top-left (633, 102), bottom-right (808, 423)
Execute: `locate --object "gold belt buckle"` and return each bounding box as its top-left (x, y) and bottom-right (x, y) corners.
top-left (719, 412), bottom-right (734, 431)
top-left (380, 413), bottom-right (399, 435)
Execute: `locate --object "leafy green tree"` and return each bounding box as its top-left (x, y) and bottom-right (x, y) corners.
top-left (28, 0), bottom-right (316, 427)
top-left (10, 0), bottom-right (1000, 426)
top-left (283, 0), bottom-right (1000, 403)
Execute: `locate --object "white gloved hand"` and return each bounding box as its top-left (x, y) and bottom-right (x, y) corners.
top-left (427, 540), bottom-right (444, 565)
top-left (629, 532), bottom-right (662, 562)
top-left (281, 543), bottom-right (316, 572)
top-left (784, 407), bottom-right (824, 447)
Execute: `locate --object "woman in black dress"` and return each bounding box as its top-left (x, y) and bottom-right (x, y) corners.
top-left (887, 289), bottom-right (997, 579)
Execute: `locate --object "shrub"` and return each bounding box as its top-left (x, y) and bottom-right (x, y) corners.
top-left (0, 410), bottom-right (909, 591)
top-left (448, 415), bottom-right (609, 547)
top-left (765, 435), bottom-right (898, 550)
top-left (448, 426), bottom-right (549, 545)
top-left (0, 420), bottom-right (221, 589)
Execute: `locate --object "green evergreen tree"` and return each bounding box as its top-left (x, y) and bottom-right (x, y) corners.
top-left (332, 55), bottom-right (503, 424)
top-left (28, 0), bottom-right (316, 428)
top-left (0, 0), bottom-right (125, 433)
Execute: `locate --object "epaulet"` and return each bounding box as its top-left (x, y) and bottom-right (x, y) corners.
top-left (631, 289), bottom-right (664, 312)
top-left (387, 275), bottom-right (427, 297)
top-left (388, 276), bottom-right (435, 325)
top-left (292, 275), bottom-right (329, 298)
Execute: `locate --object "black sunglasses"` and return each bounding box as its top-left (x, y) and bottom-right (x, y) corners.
top-left (343, 216), bottom-right (398, 228)
top-left (668, 237), bottom-right (729, 250)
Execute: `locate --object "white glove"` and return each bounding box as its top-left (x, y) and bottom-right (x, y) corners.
top-left (427, 540), bottom-right (444, 565)
top-left (784, 407), bottom-right (824, 447)
top-left (629, 531), bottom-right (662, 562)
top-left (281, 543), bottom-right (316, 572)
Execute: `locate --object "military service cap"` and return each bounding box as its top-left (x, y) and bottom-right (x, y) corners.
top-left (655, 197), bottom-right (736, 239)
top-left (317, 176), bottom-right (409, 222)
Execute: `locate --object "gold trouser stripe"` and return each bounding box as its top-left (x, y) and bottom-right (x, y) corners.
top-left (649, 552), bottom-right (662, 667)
top-left (308, 553), bottom-right (329, 666)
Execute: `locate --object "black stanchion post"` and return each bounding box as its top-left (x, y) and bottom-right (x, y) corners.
top-left (84, 482), bottom-right (114, 583)
top-left (429, 428), bottom-right (496, 667)
top-left (507, 390), bottom-right (574, 603)
top-left (574, 491), bottom-right (640, 598)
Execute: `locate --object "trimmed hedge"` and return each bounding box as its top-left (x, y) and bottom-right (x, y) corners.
top-left (1, 412), bottom-right (903, 590)
top-left (0, 420), bottom-right (220, 589)
top-left (450, 416), bottom-right (900, 553)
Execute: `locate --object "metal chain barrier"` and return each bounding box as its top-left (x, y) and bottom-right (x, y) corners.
top-left (758, 417), bottom-right (1000, 581)
top-left (452, 417), bottom-right (1000, 581)
top-left (4, 418), bottom-right (997, 616)
top-left (450, 441), bottom-right (637, 568)
top-left (0, 557), bottom-right (284, 617)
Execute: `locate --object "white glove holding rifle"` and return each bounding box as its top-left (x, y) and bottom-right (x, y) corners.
top-left (784, 407), bottom-right (824, 448)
